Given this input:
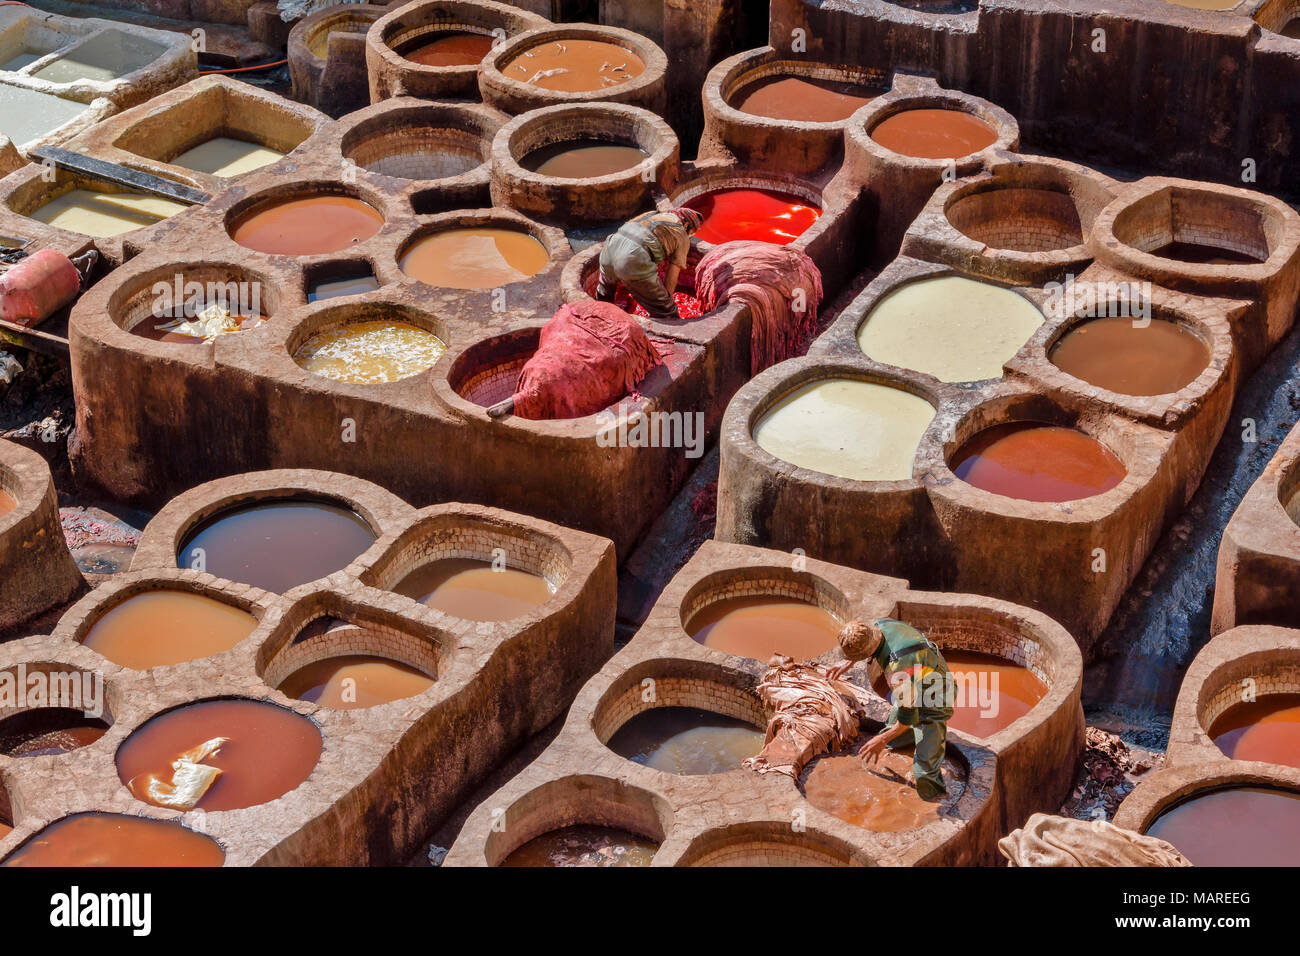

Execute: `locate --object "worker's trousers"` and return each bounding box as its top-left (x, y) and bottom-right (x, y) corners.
top-left (887, 719), bottom-right (948, 800)
top-left (596, 232), bottom-right (678, 319)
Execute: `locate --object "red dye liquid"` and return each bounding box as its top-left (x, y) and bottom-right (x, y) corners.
top-left (1209, 693), bottom-right (1300, 768)
top-left (942, 649), bottom-right (1047, 738)
top-left (401, 32), bottom-right (494, 67)
top-left (629, 290), bottom-right (705, 320)
top-left (117, 699), bottom-right (322, 811)
top-left (684, 188), bottom-right (821, 245)
top-left (231, 196), bottom-right (383, 256)
top-left (2, 814), bottom-right (225, 867)
top-left (950, 421), bottom-right (1126, 502)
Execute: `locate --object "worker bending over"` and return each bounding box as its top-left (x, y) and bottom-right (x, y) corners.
top-left (827, 618), bottom-right (953, 799)
top-left (596, 207), bottom-right (703, 319)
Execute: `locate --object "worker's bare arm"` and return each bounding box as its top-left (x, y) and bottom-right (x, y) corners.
top-left (858, 721), bottom-right (910, 765)
top-left (664, 263), bottom-right (681, 296)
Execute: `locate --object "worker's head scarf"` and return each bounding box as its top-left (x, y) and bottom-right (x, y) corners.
top-left (673, 207), bottom-right (705, 234)
top-left (837, 620), bottom-right (882, 662)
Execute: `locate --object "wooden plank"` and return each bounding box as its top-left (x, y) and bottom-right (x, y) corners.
top-left (30, 147), bottom-right (212, 206)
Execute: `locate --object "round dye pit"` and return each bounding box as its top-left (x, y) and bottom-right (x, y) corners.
top-left (801, 747), bottom-right (965, 832)
top-left (684, 188), bottom-right (821, 245)
top-left (278, 655), bottom-right (434, 709)
top-left (0, 488), bottom-right (15, 516)
top-left (869, 109), bottom-right (998, 160)
top-left (733, 75), bottom-right (880, 123)
top-left (1149, 240), bottom-right (1262, 265)
top-left (32, 188), bottom-right (187, 238)
top-left (118, 699), bottom-right (322, 811)
top-left (400, 227), bottom-right (548, 289)
top-left (752, 378), bottom-right (935, 481)
top-left (0, 708), bottom-right (109, 757)
top-left (940, 649), bottom-right (1047, 738)
top-left (393, 558), bottom-right (553, 621)
top-left (1145, 787), bottom-right (1300, 866)
top-left (1209, 694), bottom-right (1300, 768)
top-left (293, 320), bottom-right (447, 385)
top-left (2, 814), bottom-right (225, 867)
top-left (230, 196), bottom-right (384, 256)
top-left (950, 422), bottom-right (1127, 502)
top-left (400, 31), bottom-right (495, 66)
top-left (606, 706), bottom-right (764, 775)
top-left (1050, 317), bottom-right (1210, 396)
top-left (686, 594), bottom-right (841, 661)
top-left (82, 589), bottom-right (257, 669)
top-left (501, 39), bottom-right (645, 92)
top-left (500, 825), bottom-right (657, 867)
top-left (177, 498), bottom-right (377, 593)
top-left (857, 276), bottom-right (1044, 383)
top-left (521, 140), bottom-right (649, 178)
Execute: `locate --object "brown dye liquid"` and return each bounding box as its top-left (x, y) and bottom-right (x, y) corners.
top-left (0, 709), bottom-right (109, 757)
top-left (521, 140), bottom-right (649, 178)
top-left (1149, 241), bottom-right (1262, 265)
top-left (870, 108), bottom-right (997, 159)
top-left (501, 39), bottom-right (645, 92)
top-left (231, 196), bottom-right (383, 256)
top-left (606, 706), bottom-right (765, 774)
top-left (942, 649), bottom-right (1047, 738)
top-left (951, 422), bottom-right (1126, 502)
top-left (801, 748), bottom-right (964, 832)
top-left (1209, 693), bottom-right (1300, 768)
top-left (686, 594), bottom-right (841, 662)
top-left (82, 589), bottom-right (258, 669)
top-left (278, 655), bottom-right (434, 709)
top-left (394, 558), bottom-right (552, 621)
top-left (401, 32), bottom-right (494, 66)
top-left (178, 499), bottom-right (376, 594)
top-left (399, 227), bottom-right (549, 289)
top-left (1050, 317), bottom-right (1210, 396)
top-left (2, 814), bottom-right (225, 867)
top-left (117, 699), bottom-right (322, 811)
top-left (1145, 787), bottom-right (1300, 866)
top-left (500, 825), bottom-right (657, 867)
top-left (1282, 19), bottom-right (1300, 39)
top-left (0, 488), bottom-right (14, 516)
top-left (734, 75), bottom-right (880, 122)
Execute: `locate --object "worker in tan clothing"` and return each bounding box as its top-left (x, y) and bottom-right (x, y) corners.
top-left (595, 207), bottom-right (703, 319)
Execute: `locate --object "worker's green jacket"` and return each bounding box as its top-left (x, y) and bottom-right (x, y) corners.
top-left (870, 619), bottom-right (954, 728)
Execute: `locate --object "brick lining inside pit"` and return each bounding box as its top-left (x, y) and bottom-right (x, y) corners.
top-left (679, 571), bottom-right (849, 633)
top-left (345, 122), bottom-right (488, 180)
top-left (110, 265), bottom-right (280, 334)
top-left (365, 515), bottom-right (572, 595)
top-left (1198, 660), bottom-right (1300, 732)
top-left (260, 618), bottom-right (440, 692)
top-left (721, 60), bottom-right (889, 111)
top-left (304, 9), bottom-right (382, 58)
top-left (0, 463), bottom-right (17, 506)
top-left (1112, 188), bottom-right (1275, 261)
top-left (945, 187), bottom-right (1082, 253)
top-left (483, 775), bottom-right (669, 866)
top-left (0, 663), bottom-right (113, 728)
top-left (592, 670), bottom-right (767, 745)
top-left (894, 601), bottom-right (1057, 688)
top-left (677, 824), bottom-right (859, 866)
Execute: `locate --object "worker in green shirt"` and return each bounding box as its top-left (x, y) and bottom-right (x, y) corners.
top-left (827, 618), bottom-right (954, 799)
